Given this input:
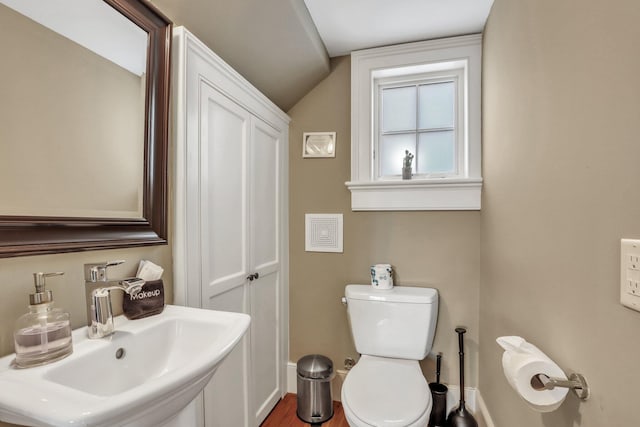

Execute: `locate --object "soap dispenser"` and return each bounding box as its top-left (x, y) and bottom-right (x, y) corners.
top-left (13, 272), bottom-right (73, 368)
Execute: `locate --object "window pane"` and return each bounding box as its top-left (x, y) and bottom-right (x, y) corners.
top-left (418, 82), bottom-right (455, 129)
top-left (382, 86), bottom-right (416, 132)
top-left (380, 133), bottom-right (416, 177)
top-left (417, 131), bottom-right (455, 174)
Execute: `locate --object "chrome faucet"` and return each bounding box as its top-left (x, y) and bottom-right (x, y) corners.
top-left (84, 260), bottom-right (145, 339)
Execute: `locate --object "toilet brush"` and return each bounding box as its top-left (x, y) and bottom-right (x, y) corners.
top-left (446, 327), bottom-right (478, 427)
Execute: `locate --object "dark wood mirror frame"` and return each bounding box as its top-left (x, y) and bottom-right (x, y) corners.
top-left (0, 0), bottom-right (172, 258)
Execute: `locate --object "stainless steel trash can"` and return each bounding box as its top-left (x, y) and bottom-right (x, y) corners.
top-left (296, 354), bottom-right (335, 424)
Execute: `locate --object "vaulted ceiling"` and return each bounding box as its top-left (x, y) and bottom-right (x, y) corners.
top-left (151, 0), bottom-right (494, 111)
top-left (151, 0), bottom-right (330, 111)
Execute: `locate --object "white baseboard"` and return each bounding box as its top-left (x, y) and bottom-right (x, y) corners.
top-left (444, 385), bottom-right (477, 414)
top-left (287, 362), bottom-right (348, 402)
top-left (287, 362), bottom-right (297, 394)
top-left (477, 389), bottom-right (495, 427)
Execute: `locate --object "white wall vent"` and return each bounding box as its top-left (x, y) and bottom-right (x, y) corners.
top-left (305, 214), bottom-right (343, 253)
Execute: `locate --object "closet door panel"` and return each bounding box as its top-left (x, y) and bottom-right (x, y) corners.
top-left (249, 117), bottom-right (282, 425)
top-left (200, 84), bottom-right (249, 295)
top-left (251, 118), bottom-right (280, 271)
top-left (203, 286), bottom-right (249, 427)
top-left (250, 272), bottom-right (280, 424)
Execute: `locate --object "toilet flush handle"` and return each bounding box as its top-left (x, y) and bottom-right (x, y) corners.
top-left (341, 297), bottom-right (347, 306)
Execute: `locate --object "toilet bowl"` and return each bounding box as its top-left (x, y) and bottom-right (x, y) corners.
top-left (341, 355), bottom-right (431, 427)
top-left (342, 285), bottom-right (438, 427)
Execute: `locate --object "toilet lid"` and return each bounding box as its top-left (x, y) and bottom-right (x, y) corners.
top-left (342, 356), bottom-right (431, 427)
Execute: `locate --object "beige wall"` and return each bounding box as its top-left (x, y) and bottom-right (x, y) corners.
top-left (288, 57), bottom-right (481, 386)
top-left (0, 248), bottom-right (173, 356)
top-left (481, 0), bottom-right (640, 425)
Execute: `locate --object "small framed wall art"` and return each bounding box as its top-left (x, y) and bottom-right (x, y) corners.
top-left (302, 132), bottom-right (336, 158)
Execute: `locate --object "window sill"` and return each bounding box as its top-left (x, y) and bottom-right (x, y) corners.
top-left (345, 178), bottom-right (482, 211)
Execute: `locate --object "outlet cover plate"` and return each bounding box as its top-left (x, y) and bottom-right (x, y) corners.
top-left (621, 239), bottom-right (640, 312)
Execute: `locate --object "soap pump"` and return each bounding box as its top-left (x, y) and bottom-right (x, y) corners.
top-left (13, 272), bottom-right (73, 368)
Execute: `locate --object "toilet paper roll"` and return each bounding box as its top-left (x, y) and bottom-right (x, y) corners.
top-left (370, 264), bottom-right (393, 289)
top-left (497, 336), bottom-right (569, 412)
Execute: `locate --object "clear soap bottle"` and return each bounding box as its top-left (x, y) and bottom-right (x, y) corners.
top-left (13, 272), bottom-right (73, 368)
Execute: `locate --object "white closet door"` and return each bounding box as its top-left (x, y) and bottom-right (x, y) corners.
top-left (174, 28), bottom-right (289, 427)
top-left (199, 82), bottom-right (251, 427)
top-left (249, 117), bottom-right (282, 425)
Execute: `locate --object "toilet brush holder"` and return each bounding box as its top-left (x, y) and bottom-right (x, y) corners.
top-left (428, 353), bottom-right (447, 427)
top-left (429, 383), bottom-right (448, 427)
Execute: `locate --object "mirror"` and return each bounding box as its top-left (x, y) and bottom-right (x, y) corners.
top-left (0, 0), bottom-right (171, 257)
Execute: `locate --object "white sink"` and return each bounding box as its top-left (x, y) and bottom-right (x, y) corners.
top-left (0, 305), bottom-right (250, 427)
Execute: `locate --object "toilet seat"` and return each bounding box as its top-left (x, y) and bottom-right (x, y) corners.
top-left (341, 355), bottom-right (431, 427)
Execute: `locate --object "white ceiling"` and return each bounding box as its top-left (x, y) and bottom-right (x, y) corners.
top-left (304, 0), bottom-right (495, 57)
top-left (150, 0), bottom-right (494, 110)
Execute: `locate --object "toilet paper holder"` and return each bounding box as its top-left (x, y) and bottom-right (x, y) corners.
top-left (531, 373), bottom-right (590, 400)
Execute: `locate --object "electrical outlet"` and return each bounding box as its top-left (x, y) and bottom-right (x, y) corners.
top-left (621, 239), bottom-right (640, 312)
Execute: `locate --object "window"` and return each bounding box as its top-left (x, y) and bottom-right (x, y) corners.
top-left (377, 72), bottom-right (462, 178)
top-left (347, 35), bottom-right (482, 211)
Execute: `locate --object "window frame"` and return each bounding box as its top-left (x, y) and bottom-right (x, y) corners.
top-left (374, 69), bottom-right (464, 180)
top-left (347, 34), bottom-right (482, 211)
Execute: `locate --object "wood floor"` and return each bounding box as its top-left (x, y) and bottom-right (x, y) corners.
top-left (261, 393), bottom-right (349, 427)
top-left (261, 393), bottom-right (487, 427)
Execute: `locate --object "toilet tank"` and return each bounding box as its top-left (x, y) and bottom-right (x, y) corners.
top-left (345, 284), bottom-right (438, 360)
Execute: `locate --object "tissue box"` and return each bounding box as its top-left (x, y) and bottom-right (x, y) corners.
top-left (122, 279), bottom-right (165, 320)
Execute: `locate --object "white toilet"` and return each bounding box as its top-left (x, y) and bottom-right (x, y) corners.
top-left (341, 284), bottom-right (439, 427)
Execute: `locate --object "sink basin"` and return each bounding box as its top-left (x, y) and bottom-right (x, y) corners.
top-left (0, 305), bottom-right (250, 427)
